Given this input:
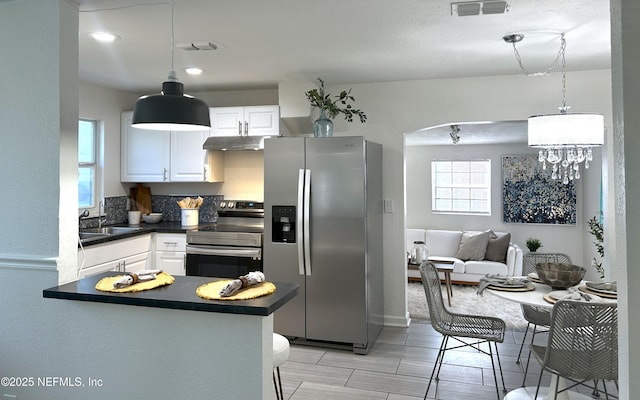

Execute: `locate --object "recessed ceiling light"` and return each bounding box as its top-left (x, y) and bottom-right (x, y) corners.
top-left (185, 67), bottom-right (203, 75)
top-left (90, 32), bottom-right (120, 43)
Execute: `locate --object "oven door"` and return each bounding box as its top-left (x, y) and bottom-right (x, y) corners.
top-left (185, 245), bottom-right (263, 278)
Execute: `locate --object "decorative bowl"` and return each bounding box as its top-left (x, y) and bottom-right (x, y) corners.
top-left (535, 262), bottom-right (586, 289)
top-left (142, 213), bottom-right (163, 224)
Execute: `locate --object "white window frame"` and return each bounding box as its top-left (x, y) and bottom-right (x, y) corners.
top-left (431, 159), bottom-right (491, 215)
top-left (78, 118), bottom-right (103, 216)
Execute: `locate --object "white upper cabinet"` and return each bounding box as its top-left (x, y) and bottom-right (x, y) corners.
top-left (121, 111), bottom-right (218, 183)
top-left (210, 107), bottom-right (243, 137)
top-left (169, 130), bottom-right (208, 182)
top-left (121, 111), bottom-right (170, 182)
top-left (210, 105), bottom-right (279, 137)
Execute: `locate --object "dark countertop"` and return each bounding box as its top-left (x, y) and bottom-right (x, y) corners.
top-left (43, 272), bottom-right (298, 316)
top-left (78, 221), bottom-right (216, 247)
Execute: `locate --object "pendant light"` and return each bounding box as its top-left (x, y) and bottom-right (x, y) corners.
top-left (504, 33), bottom-right (604, 184)
top-left (132, 0), bottom-right (210, 131)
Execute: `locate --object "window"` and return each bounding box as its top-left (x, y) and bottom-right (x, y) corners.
top-left (78, 119), bottom-right (99, 213)
top-left (431, 160), bottom-right (491, 215)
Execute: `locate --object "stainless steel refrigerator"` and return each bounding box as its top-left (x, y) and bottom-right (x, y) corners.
top-left (263, 136), bottom-right (383, 354)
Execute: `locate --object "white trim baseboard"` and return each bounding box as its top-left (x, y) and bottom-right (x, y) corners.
top-left (384, 313), bottom-right (411, 327)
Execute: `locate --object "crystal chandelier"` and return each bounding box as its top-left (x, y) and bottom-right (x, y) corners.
top-left (504, 33), bottom-right (604, 184)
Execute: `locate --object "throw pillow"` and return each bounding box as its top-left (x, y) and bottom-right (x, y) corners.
top-left (455, 231), bottom-right (491, 261)
top-left (485, 232), bottom-right (511, 263)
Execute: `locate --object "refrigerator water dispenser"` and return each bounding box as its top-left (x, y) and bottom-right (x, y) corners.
top-left (272, 206), bottom-right (296, 243)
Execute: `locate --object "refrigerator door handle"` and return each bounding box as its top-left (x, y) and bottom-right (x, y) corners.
top-left (297, 169), bottom-right (305, 275)
top-left (303, 168), bottom-right (312, 276)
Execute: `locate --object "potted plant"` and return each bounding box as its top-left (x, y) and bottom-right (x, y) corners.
top-left (526, 237), bottom-right (542, 252)
top-left (587, 215), bottom-right (605, 279)
top-left (305, 77), bottom-right (367, 137)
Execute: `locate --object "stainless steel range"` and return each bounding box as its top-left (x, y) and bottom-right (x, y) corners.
top-left (185, 200), bottom-right (264, 278)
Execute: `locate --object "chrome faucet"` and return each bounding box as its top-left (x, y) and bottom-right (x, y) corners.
top-left (78, 209), bottom-right (90, 223)
top-left (98, 201), bottom-right (106, 228)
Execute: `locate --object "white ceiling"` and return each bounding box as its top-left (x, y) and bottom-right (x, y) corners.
top-left (76, 0), bottom-right (610, 145)
top-left (77, 0), bottom-right (611, 92)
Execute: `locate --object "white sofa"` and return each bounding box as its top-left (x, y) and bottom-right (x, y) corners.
top-left (407, 229), bottom-right (523, 284)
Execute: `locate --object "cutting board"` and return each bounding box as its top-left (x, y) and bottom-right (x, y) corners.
top-left (134, 184), bottom-right (152, 215)
top-left (129, 187), bottom-right (137, 211)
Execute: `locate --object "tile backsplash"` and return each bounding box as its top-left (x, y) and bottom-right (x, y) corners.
top-left (79, 194), bottom-right (224, 229)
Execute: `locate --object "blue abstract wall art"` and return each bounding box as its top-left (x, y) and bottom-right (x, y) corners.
top-left (502, 155), bottom-right (577, 225)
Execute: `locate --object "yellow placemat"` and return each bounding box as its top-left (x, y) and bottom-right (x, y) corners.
top-left (196, 280), bottom-right (276, 301)
top-left (95, 272), bottom-right (175, 293)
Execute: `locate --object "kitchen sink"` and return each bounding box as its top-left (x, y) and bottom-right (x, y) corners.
top-left (79, 232), bottom-right (108, 239)
top-left (79, 226), bottom-right (143, 239)
top-left (82, 226), bottom-right (143, 234)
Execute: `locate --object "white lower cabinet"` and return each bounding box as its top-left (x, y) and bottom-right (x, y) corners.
top-left (78, 235), bottom-right (152, 278)
top-left (154, 233), bottom-right (186, 276)
top-left (78, 232), bottom-right (188, 278)
top-left (122, 252), bottom-right (151, 273)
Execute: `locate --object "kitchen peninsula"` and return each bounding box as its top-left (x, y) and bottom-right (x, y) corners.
top-left (42, 273), bottom-right (298, 400)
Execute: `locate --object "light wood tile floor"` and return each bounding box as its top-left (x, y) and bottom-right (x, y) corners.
top-left (278, 320), bottom-right (618, 399)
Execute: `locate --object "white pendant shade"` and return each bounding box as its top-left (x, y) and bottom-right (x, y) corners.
top-left (506, 33), bottom-right (605, 184)
top-left (528, 113), bottom-right (604, 147)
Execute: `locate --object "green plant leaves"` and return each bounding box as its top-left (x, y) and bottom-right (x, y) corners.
top-left (305, 77), bottom-right (367, 123)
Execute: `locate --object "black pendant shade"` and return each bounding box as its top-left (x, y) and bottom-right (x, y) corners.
top-left (132, 79), bottom-right (210, 131)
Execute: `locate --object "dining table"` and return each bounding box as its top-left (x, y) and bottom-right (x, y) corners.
top-left (486, 279), bottom-right (617, 400)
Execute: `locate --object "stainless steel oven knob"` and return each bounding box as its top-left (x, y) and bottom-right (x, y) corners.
top-left (220, 201), bottom-right (226, 208)
top-left (227, 201), bottom-right (235, 208)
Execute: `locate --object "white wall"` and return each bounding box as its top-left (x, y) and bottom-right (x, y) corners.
top-left (219, 151), bottom-right (265, 201)
top-left (79, 82), bottom-right (139, 198)
top-left (612, 0), bottom-right (638, 397)
top-left (405, 142), bottom-right (604, 282)
top-left (0, 0), bottom-right (68, 258)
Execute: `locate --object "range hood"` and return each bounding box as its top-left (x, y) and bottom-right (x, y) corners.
top-left (203, 135), bottom-right (272, 151)
top-left (278, 81), bottom-right (314, 135)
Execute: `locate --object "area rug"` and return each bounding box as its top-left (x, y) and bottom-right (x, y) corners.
top-left (407, 281), bottom-right (528, 331)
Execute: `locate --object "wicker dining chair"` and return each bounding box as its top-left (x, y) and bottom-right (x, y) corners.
top-left (531, 299), bottom-right (618, 399)
top-left (518, 252), bottom-right (572, 385)
top-left (419, 262), bottom-right (506, 400)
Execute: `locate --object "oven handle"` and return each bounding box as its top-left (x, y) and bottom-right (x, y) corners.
top-left (186, 245), bottom-right (261, 259)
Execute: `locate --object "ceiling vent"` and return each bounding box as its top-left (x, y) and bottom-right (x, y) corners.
top-left (176, 41), bottom-right (219, 51)
top-left (451, 1), bottom-right (509, 16)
